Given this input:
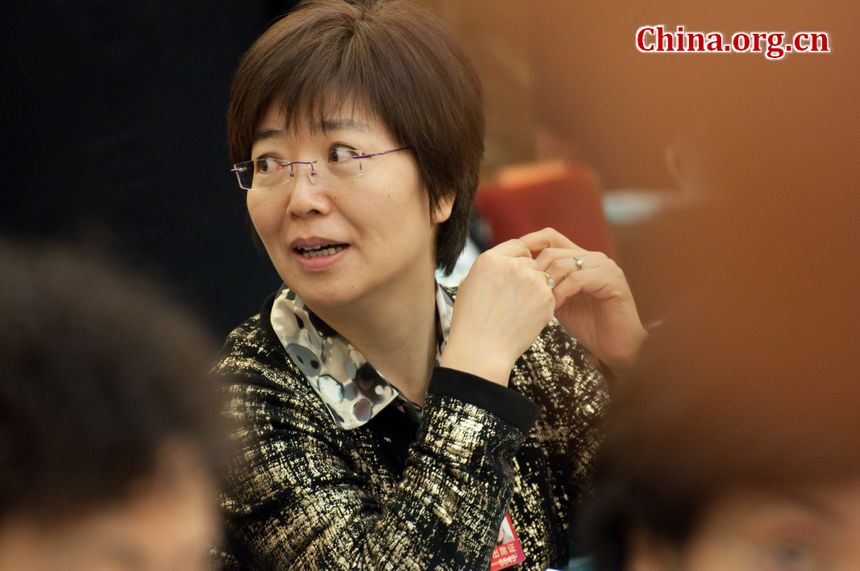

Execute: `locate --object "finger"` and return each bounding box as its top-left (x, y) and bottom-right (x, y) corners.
top-left (535, 248), bottom-right (610, 272)
top-left (545, 258), bottom-right (593, 298)
top-left (489, 238), bottom-right (534, 259)
top-left (508, 255), bottom-right (549, 283)
top-left (519, 227), bottom-right (584, 256)
top-left (534, 247), bottom-right (574, 271)
top-left (536, 269), bottom-right (555, 289)
top-left (552, 266), bottom-right (628, 308)
top-left (544, 257), bottom-right (579, 286)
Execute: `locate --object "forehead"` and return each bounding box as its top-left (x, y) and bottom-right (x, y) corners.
top-left (254, 99), bottom-right (391, 142)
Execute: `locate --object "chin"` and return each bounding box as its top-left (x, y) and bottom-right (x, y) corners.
top-left (287, 275), bottom-right (366, 313)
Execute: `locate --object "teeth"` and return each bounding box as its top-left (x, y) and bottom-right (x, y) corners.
top-left (299, 245), bottom-right (346, 258)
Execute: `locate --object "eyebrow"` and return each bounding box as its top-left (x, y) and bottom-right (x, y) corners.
top-left (252, 118), bottom-right (371, 144)
top-left (320, 118), bottom-right (371, 133)
top-left (253, 128), bottom-right (282, 144)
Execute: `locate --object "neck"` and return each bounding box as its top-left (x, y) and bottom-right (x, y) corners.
top-left (311, 269), bottom-right (439, 405)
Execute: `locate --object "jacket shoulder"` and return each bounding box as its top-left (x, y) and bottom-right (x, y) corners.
top-left (214, 312), bottom-right (327, 417)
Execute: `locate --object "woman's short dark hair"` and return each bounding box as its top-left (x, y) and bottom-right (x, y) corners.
top-left (227, 0), bottom-right (485, 274)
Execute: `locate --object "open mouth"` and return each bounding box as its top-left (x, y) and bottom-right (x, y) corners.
top-left (294, 244), bottom-right (349, 259)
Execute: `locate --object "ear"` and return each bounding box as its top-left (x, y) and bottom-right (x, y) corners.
top-left (431, 193), bottom-right (455, 225)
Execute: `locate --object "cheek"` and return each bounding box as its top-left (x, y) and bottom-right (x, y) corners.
top-left (246, 193), bottom-right (281, 238)
top-left (384, 169), bottom-right (431, 224)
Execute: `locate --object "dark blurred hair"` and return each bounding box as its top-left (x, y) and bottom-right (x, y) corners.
top-left (579, 194), bottom-right (860, 570)
top-left (227, 0), bottom-right (485, 274)
top-left (0, 240), bottom-right (224, 522)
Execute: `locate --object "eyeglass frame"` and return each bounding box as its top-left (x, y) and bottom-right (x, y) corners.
top-left (230, 145), bottom-right (412, 190)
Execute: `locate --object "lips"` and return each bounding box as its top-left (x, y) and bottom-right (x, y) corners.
top-left (290, 236), bottom-right (348, 249)
top-left (290, 236), bottom-right (350, 271)
top-left (291, 237), bottom-right (350, 255)
top-left (296, 244), bottom-right (348, 258)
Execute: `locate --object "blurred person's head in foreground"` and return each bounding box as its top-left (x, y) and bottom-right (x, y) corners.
top-left (580, 188), bottom-right (860, 570)
top-left (0, 241), bottom-right (224, 571)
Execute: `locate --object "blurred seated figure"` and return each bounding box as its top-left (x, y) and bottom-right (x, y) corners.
top-left (0, 241), bottom-right (224, 571)
top-left (579, 192), bottom-right (860, 570)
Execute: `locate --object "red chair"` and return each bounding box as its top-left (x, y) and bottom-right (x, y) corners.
top-left (474, 161), bottom-right (614, 256)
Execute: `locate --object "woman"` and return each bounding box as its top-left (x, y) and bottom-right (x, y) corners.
top-left (214, 1), bottom-right (646, 569)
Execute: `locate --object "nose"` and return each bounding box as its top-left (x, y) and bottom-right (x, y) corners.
top-left (286, 162), bottom-right (331, 219)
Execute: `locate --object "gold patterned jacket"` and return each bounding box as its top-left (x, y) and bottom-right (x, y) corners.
top-left (213, 286), bottom-right (608, 570)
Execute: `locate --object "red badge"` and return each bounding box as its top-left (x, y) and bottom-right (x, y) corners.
top-left (489, 513), bottom-right (526, 570)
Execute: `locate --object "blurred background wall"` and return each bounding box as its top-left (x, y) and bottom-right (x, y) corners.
top-left (2, 2), bottom-right (298, 334)
top-left (420, 0), bottom-right (857, 186)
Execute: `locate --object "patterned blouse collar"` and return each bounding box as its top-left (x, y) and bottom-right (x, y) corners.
top-left (269, 283), bottom-right (454, 430)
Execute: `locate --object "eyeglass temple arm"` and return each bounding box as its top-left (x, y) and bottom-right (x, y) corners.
top-left (354, 145), bottom-right (412, 159)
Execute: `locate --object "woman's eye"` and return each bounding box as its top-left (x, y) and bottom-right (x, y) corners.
top-left (257, 157), bottom-right (290, 174)
top-left (328, 146), bottom-right (357, 163)
top-left (256, 158), bottom-right (281, 174)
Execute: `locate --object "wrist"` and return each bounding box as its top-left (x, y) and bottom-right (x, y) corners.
top-left (439, 342), bottom-right (513, 386)
top-left (600, 327), bottom-right (649, 377)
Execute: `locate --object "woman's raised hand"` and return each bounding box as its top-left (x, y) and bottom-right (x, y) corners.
top-left (522, 227), bottom-right (647, 376)
top-left (440, 239), bottom-right (557, 386)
